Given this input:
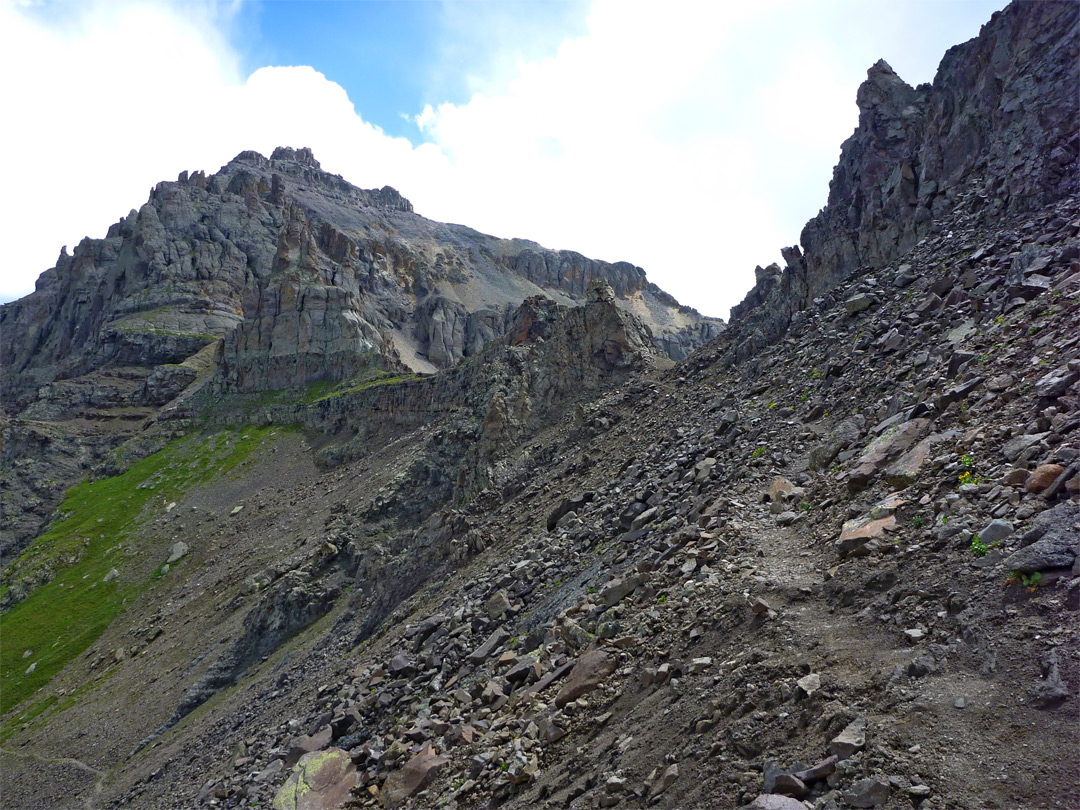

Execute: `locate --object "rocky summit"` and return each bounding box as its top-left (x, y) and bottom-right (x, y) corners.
top-left (0, 3), bottom-right (1077, 810)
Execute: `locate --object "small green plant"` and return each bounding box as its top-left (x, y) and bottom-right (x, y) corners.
top-left (960, 455), bottom-right (974, 469)
top-left (752, 447), bottom-right (767, 459)
top-left (958, 470), bottom-right (973, 485)
top-left (657, 594), bottom-right (667, 604)
top-left (912, 515), bottom-right (925, 529)
top-left (768, 401), bottom-right (777, 409)
top-left (801, 391), bottom-right (810, 402)
top-left (970, 534), bottom-right (988, 557)
top-left (800, 500), bottom-right (812, 513)
top-left (1007, 570), bottom-right (1042, 593)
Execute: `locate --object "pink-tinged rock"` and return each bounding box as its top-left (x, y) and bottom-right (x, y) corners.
top-left (272, 748), bottom-right (357, 810)
top-left (885, 437), bottom-right (934, 488)
top-left (835, 515), bottom-right (897, 558)
top-left (379, 743), bottom-right (449, 808)
top-left (1026, 464), bottom-right (1066, 493)
top-left (285, 725), bottom-right (333, 768)
top-left (554, 649), bottom-right (617, 708)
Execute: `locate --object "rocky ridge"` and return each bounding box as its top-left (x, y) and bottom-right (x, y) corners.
top-left (0, 2), bottom-right (1077, 810)
top-left (730, 0), bottom-right (1078, 360)
top-left (0, 146), bottom-right (718, 559)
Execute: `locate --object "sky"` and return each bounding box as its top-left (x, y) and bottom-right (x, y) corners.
top-left (0, 0), bottom-right (1006, 319)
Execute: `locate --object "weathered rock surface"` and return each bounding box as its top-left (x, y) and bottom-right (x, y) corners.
top-left (728, 0), bottom-right (1078, 356)
top-left (272, 748), bottom-right (356, 810)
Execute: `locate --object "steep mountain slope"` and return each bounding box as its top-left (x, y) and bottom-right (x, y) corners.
top-left (1, 2), bottom-right (1077, 810)
top-left (0, 146), bottom-right (719, 561)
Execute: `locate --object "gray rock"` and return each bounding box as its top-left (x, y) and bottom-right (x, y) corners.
top-left (467, 628), bottom-right (511, 664)
top-left (844, 777), bottom-right (890, 808)
top-left (485, 589), bottom-right (512, 620)
top-left (740, 795), bottom-right (807, 810)
top-left (1034, 366), bottom-right (1079, 398)
top-left (844, 294), bottom-right (874, 314)
top-left (828, 717), bottom-right (866, 758)
top-left (166, 541), bottom-right (189, 565)
top-left (1001, 502), bottom-right (1079, 573)
top-left (977, 520), bottom-right (1013, 545)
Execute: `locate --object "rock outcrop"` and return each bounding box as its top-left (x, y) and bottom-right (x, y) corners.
top-left (2, 146), bottom-right (719, 407)
top-left (729, 0), bottom-right (1078, 356)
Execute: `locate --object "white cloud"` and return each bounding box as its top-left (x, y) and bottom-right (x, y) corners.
top-left (0, 0), bottom-right (1005, 317)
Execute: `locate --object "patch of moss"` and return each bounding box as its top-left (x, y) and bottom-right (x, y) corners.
top-left (0, 426), bottom-right (290, 715)
top-left (310, 370), bottom-right (424, 402)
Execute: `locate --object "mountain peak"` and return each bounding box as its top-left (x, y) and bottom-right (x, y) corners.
top-left (269, 145), bottom-right (321, 168)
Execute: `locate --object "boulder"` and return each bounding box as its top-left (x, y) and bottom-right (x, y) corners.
top-left (1001, 503), bottom-right (1079, 573)
top-left (555, 649), bottom-right (617, 708)
top-left (272, 748), bottom-right (357, 810)
top-left (379, 743), bottom-right (449, 808)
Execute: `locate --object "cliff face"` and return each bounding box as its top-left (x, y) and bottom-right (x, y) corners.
top-left (1, 146), bottom-right (719, 406)
top-left (729, 0), bottom-right (1078, 355)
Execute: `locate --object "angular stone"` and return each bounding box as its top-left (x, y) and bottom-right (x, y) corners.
top-left (554, 649), bottom-right (617, 708)
top-left (379, 743), bottom-right (449, 808)
top-left (845, 293), bottom-right (874, 314)
top-left (828, 717), bottom-right (866, 758)
top-left (796, 673), bottom-right (821, 696)
top-left (793, 755), bottom-right (836, 784)
top-left (1002, 468), bottom-right (1029, 487)
top-left (1034, 366), bottom-right (1079, 398)
top-left (388, 653), bottom-right (415, 677)
top-left (650, 763), bottom-right (678, 797)
top-left (285, 726), bottom-right (333, 769)
top-left (809, 416), bottom-right (863, 470)
top-left (485, 589), bottom-right (512, 620)
top-left (977, 519), bottom-right (1013, 545)
top-left (885, 437), bottom-right (935, 488)
top-left (934, 376), bottom-right (983, 410)
top-left (772, 773), bottom-right (808, 798)
top-left (272, 748), bottom-right (357, 810)
top-left (848, 418), bottom-right (930, 491)
top-left (689, 657), bottom-right (713, 674)
top-left (547, 493), bottom-right (595, 531)
top-left (166, 541), bottom-right (189, 564)
top-left (1001, 502), bottom-right (1079, 573)
top-left (740, 795), bottom-right (808, 810)
top-left (467, 628), bottom-right (511, 664)
top-left (1002, 432), bottom-right (1048, 463)
top-left (600, 576), bottom-right (640, 607)
top-left (631, 507), bottom-right (659, 531)
top-left (844, 777), bottom-right (890, 808)
top-left (836, 515), bottom-right (897, 557)
top-left (776, 511), bottom-right (799, 526)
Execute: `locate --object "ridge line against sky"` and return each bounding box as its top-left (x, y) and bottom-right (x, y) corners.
top-left (0, 0), bottom-right (1006, 318)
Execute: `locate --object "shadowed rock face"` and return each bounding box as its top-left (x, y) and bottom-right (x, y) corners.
top-left (729, 0), bottom-right (1079, 356)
